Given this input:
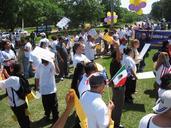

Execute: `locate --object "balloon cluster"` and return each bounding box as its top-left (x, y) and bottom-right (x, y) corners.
top-left (129, 0), bottom-right (147, 15)
top-left (104, 12), bottom-right (118, 25)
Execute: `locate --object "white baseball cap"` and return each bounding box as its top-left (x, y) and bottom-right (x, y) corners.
top-left (153, 90), bottom-right (171, 114)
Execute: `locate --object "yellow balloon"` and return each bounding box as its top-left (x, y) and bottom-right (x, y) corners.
top-left (107, 12), bottom-right (111, 16)
top-left (136, 9), bottom-right (143, 15)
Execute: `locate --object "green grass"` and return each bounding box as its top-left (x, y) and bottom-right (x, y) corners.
top-left (0, 50), bottom-right (156, 128)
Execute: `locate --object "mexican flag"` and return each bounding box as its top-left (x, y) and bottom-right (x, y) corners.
top-left (112, 65), bottom-right (128, 87)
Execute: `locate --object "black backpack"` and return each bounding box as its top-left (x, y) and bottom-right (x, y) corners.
top-left (14, 75), bottom-right (31, 100)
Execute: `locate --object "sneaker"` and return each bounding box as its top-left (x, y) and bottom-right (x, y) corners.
top-left (60, 77), bottom-right (64, 81)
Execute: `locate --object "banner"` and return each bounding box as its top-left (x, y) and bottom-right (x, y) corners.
top-left (135, 30), bottom-right (171, 48)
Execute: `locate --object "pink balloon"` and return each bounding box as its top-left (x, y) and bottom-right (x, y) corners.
top-left (129, 4), bottom-right (135, 10)
top-left (139, 2), bottom-right (146, 8)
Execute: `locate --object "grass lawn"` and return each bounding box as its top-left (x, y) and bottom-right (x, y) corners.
top-left (0, 50), bottom-right (156, 128)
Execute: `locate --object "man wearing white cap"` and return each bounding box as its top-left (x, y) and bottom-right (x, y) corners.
top-left (139, 79), bottom-right (171, 128)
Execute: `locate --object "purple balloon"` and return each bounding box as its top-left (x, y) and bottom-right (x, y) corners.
top-left (139, 2), bottom-right (146, 8)
top-left (129, 4), bottom-right (135, 10)
top-left (134, 6), bottom-right (140, 11)
top-left (104, 18), bottom-right (108, 22)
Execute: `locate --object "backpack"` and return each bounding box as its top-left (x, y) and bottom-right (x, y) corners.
top-left (14, 75), bottom-right (31, 100)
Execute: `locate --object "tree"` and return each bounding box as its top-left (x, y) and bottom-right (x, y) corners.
top-left (150, 1), bottom-right (162, 21)
top-left (151, 0), bottom-right (171, 21)
top-left (59, 0), bottom-right (105, 27)
top-left (0, 0), bottom-right (20, 31)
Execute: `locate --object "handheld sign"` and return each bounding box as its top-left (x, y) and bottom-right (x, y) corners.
top-left (56, 17), bottom-right (71, 29)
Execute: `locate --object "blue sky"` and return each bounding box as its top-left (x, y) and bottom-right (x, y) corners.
top-left (121, 0), bottom-right (160, 14)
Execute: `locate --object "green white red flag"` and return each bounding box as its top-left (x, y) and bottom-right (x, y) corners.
top-left (111, 65), bottom-right (128, 87)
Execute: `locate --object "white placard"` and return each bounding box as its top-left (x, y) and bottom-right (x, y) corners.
top-left (139, 43), bottom-right (151, 59)
top-left (56, 17), bottom-right (71, 29)
top-left (32, 46), bottom-right (55, 63)
top-left (88, 29), bottom-right (98, 37)
top-left (136, 71), bottom-right (155, 79)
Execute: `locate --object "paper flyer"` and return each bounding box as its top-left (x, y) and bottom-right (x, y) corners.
top-left (136, 71), bottom-right (155, 79)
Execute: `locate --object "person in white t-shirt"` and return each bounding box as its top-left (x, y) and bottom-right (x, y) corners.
top-left (38, 32), bottom-right (49, 48)
top-left (81, 73), bottom-right (114, 128)
top-left (35, 59), bottom-right (59, 122)
top-left (119, 37), bottom-right (127, 54)
top-left (117, 28), bottom-right (126, 40)
top-left (2, 39), bottom-right (16, 74)
top-left (84, 35), bottom-right (96, 61)
top-left (72, 42), bottom-right (90, 67)
top-left (122, 47), bottom-right (137, 103)
top-left (0, 63), bottom-right (30, 128)
top-left (78, 62), bottom-right (98, 97)
top-left (23, 39), bottom-right (32, 78)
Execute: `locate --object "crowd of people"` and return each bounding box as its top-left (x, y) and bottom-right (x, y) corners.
top-left (0, 22), bottom-right (171, 128)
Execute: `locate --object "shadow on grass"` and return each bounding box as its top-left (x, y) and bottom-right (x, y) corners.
top-left (0, 93), bottom-right (7, 101)
top-left (144, 89), bottom-right (156, 99)
top-left (123, 103), bottom-right (145, 112)
top-left (31, 117), bottom-right (52, 128)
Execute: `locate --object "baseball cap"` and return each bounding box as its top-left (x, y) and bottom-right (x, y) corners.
top-left (153, 90), bottom-right (171, 114)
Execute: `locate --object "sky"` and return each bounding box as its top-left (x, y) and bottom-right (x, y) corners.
top-left (121, 0), bottom-right (160, 14)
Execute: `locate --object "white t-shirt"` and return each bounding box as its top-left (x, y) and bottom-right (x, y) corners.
top-left (126, 29), bottom-right (132, 37)
top-left (24, 42), bottom-right (32, 58)
top-left (29, 52), bottom-right (41, 70)
top-left (122, 55), bottom-right (137, 76)
top-left (35, 62), bottom-right (56, 95)
top-left (84, 41), bottom-right (95, 61)
top-left (72, 53), bottom-right (90, 67)
top-left (0, 50), bottom-right (5, 63)
top-left (49, 40), bottom-right (58, 53)
top-left (139, 114), bottom-right (160, 128)
top-left (0, 76), bottom-right (25, 107)
top-left (80, 91), bottom-right (109, 128)
top-left (2, 49), bottom-right (16, 60)
top-left (119, 44), bottom-right (127, 54)
top-left (78, 74), bottom-right (90, 97)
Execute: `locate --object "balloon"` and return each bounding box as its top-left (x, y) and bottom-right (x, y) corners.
top-left (129, 0), bottom-right (147, 13)
top-left (104, 11), bottom-right (118, 24)
top-left (107, 12), bottom-right (111, 16)
top-left (136, 9), bottom-right (143, 15)
top-left (139, 2), bottom-right (146, 8)
top-left (129, 4), bottom-right (135, 10)
top-left (134, 6), bottom-right (140, 11)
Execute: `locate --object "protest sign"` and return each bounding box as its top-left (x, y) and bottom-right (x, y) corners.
top-left (139, 43), bottom-right (151, 59)
top-left (32, 46), bottom-right (55, 63)
top-left (56, 17), bottom-right (71, 29)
